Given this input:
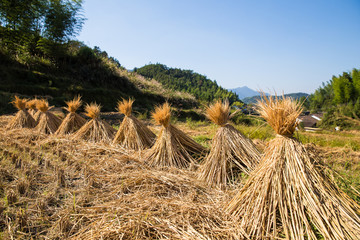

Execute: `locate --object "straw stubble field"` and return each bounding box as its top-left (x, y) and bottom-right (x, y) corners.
top-left (1, 111), bottom-right (360, 239)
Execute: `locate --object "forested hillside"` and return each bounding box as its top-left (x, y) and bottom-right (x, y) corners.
top-left (135, 64), bottom-right (240, 104)
top-left (308, 69), bottom-right (360, 129)
top-left (0, 0), bottom-right (197, 114)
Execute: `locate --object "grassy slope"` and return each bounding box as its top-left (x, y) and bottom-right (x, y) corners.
top-left (135, 63), bottom-right (240, 104)
top-left (0, 47), bottom-right (197, 115)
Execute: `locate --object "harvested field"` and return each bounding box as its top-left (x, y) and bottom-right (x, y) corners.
top-left (0, 117), bottom-right (240, 239)
top-left (1, 113), bottom-right (360, 239)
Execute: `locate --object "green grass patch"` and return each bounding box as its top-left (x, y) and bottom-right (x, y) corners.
top-left (235, 124), bottom-right (275, 141)
top-left (297, 131), bottom-right (360, 151)
top-left (193, 135), bottom-right (212, 148)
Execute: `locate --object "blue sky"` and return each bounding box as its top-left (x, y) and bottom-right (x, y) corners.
top-left (78, 0), bottom-right (360, 94)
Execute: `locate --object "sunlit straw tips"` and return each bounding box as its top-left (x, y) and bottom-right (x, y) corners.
top-left (11, 96), bottom-right (27, 110)
top-left (7, 96), bottom-right (36, 129)
top-left (256, 94), bottom-right (303, 136)
top-left (55, 96), bottom-right (86, 135)
top-left (26, 99), bottom-right (38, 110)
top-left (206, 99), bottom-right (231, 126)
top-left (65, 95), bottom-right (82, 113)
top-left (85, 103), bottom-right (101, 119)
top-left (36, 99), bottom-right (50, 113)
top-left (152, 102), bottom-right (171, 127)
top-left (26, 98), bottom-right (38, 116)
top-left (117, 98), bottom-right (134, 117)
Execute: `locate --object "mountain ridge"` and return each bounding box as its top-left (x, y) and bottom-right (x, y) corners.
top-left (242, 92), bottom-right (309, 104)
top-left (229, 86), bottom-right (263, 99)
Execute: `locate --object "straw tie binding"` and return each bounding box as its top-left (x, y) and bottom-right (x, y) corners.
top-left (276, 133), bottom-right (294, 138)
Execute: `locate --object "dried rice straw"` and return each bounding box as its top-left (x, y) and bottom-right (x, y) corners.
top-left (113, 98), bottom-right (155, 151)
top-left (34, 99), bottom-right (62, 134)
top-left (7, 96), bottom-right (36, 129)
top-left (0, 126), bottom-right (240, 239)
top-left (73, 103), bottom-right (115, 143)
top-left (143, 102), bottom-right (206, 168)
top-left (226, 94), bottom-right (360, 239)
top-left (26, 98), bottom-right (38, 116)
top-left (198, 100), bottom-right (260, 188)
top-left (55, 96), bottom-right (86, 135)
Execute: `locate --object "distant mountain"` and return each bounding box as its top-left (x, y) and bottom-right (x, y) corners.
top-left (243, 92), bottom-right (309, 104)
top-left (229, 86), bottom-right (262, 99)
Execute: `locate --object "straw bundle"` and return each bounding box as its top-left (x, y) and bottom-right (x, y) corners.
top-left (7, 96), bottom-right (36, 129)
top-left (26, 99), bottom-right (38, 116)
top-left (226, 95), bottom-right (360, 239)
top-left (73, 103), bottom-right (116, 143)
top-left (198, 100), bottom-right (260, 188)
top-left (55, 96), bottom-right (86, 135)
top-left (113, 98), bottom-right (155, 151)
top-left (33, 99), bottom-right (45, 123)
top-left (143, 102), bottom-right (205, 168)
top-left (34, 99), bottom-right (62, 134)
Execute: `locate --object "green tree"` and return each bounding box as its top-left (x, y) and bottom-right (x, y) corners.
top-left (135, 63), bottom-right (240, 104)
top-left (309, 81), bottom-right (333, 112)
top-left (308, 68), bottom-right (360, 129)
top-left (332, 73), bottom-right (354, 104)
top-left (0, 0), bottom-right (45, 52)
top-left (43, 0), bottom-right (84, 43)
top-left (352, 68), bottom-right (360, 99)
top-left (0, 0), bottom-right (84, 54)
top-left (354, 98), bottom-right (360, 119)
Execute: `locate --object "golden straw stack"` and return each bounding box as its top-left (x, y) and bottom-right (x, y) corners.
top-left (73, 102), bottom-right (115, 142)
top-left (33, 99), bottom-right (44, 123)
top-left (7, 96), bottom-right (36, 129)
top-left (143, 102), bottom-right (205, 168)
top-left (198, 100), bottom-right (260, 188)
top-left (113, 98), bottom-right (155, 151)
top-left (34, 99), bottom-right (62, 134)
top-left (226, 95), bottom-right (360, 239)
top-left (55, 96), bottom-right (86, 135)
top-left (26, 98), bottom-right (38, 117)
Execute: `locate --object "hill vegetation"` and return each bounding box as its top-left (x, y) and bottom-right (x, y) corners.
top-left (308, 69), bottom-right (360, 129)
top-left (0, 0), bottom-right (198, 114)
top-left (135, 63), bottom-right (240, 104)
top-left (0, 45), bottom-right (198, 114)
